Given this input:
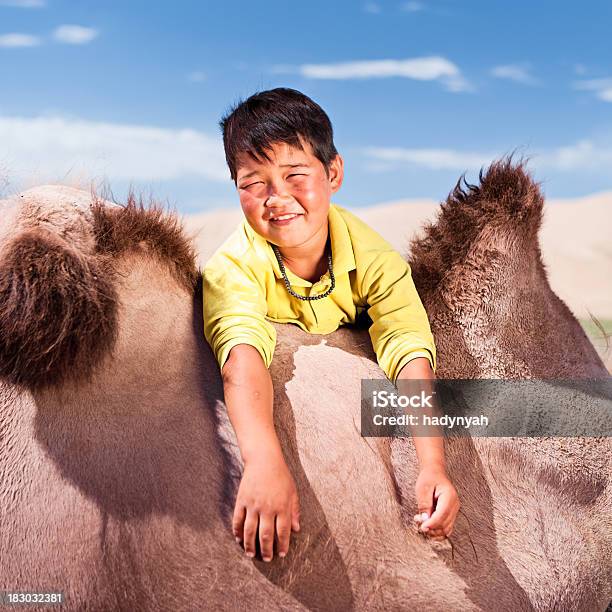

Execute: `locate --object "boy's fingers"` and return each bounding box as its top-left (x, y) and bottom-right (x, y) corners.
top-left (421, 489), bottom-right (452, 530)
top-left (424, 513), bottom-right (458, 536)
top-left (291, 497), bottom-right (301, 532)
top-left (420, 523), bottom-right (446, 538)
top-left (232, 503), bottom-right (246, 543)
top-left (416, 486), bottom-right (435, 519)
top-left (242, 508), bottom-right (259, 558)
top-left (258, 513), bottom-right (276, 562)
top-left (421, 504), bottom-right (446, 530)
top-left (275, 512), bottom-right (291, 558)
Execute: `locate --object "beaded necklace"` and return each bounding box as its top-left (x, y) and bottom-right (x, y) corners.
top-left (271, 241), bottom-right (335, 301)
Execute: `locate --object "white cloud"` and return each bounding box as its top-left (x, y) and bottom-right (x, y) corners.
top-left (0, 0), bottom-right (45, 6)
top-left (53, 25), bottom-right (98, 45)
top-left (574, 78), bottom-right (612, 103)
top-left (0, 32), bottom-right (41, 47)
top-left (284, 56), bottom-right (471, 92)
top-left (0, 115), bottom-right (229, 184)
top-left (400, 1), bottom-right (424, 12)
top-left (363, 147), bottom-right (494, 171)
top-left (490, 64), bottom-right (539, 86)
top-left (363, 140), bottom-right (612, 173)
top-left (187, 71), bottom-right (206, 83)
top-left (598, 90), bottom-right (612, 102)
top-left (538, 140), bottom-right (612, 170)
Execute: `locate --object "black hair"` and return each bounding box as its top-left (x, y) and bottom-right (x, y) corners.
top-left (220, 87), bottom-right (338, 182)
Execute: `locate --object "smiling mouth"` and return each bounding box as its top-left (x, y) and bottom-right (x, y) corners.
top-left (269, 213), bottom-right (302, 224)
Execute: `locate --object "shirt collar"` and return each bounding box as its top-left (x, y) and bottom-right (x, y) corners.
top-left (242, 203), bottom-right (357, 286)
top-left (328, 203), bottom-right (357, 276)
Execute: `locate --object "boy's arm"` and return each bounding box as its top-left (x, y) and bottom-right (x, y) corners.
top-left (396, 358), bottom-right (459, 538)
top-left (222, 345), bottom-right (300, 562)
top-left (202, 259), bottom-right (299, 560)
top-left (202, 258), bottom-right (276, 371)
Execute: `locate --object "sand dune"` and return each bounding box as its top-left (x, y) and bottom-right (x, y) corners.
top-left (184, 192), bottom-right (612, 323)
top-left (540, 194), bottom-right (612, 320)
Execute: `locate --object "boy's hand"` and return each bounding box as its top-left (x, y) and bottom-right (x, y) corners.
top-left (413, 464), bottom-right (459, 538)
top-left (233, 451), bottom-right (300, 562)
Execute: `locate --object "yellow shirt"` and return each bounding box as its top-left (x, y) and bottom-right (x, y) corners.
top-left (202, 204), bottom-right (436, 383)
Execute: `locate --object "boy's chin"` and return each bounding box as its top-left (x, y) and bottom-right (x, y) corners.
top-left (263, 228), bottom-right (306, 248)
top-left (260, 221), bottom-right (328, 249)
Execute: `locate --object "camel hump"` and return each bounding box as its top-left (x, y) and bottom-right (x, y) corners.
top-left (408, 158), bottom-right (544, 287)
top-left (0, 187), bottom-right (199, 391)
top-left (90, 192), bottom-right (199, 293)
top-left (446, 156), bottom-right (544, 226)
top-left (0, 225), bottom-right (119, 390)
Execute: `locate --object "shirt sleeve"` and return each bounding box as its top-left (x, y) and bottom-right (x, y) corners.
top-left (363, 248), bottom-right (437, 383)
top-left (202, 255), bottom-right (276, 370)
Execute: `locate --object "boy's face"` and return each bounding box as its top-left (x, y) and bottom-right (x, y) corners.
top-left (235, 140), bottom-right (343, 249)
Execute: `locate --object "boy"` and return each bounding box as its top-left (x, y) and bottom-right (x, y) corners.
top-left (203, 88), bottom-right (459, 562)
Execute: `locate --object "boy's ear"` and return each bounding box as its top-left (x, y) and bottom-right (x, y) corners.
top-left (328, 154), bottom-right (344, 193)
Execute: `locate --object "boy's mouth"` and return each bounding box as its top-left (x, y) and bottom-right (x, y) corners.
top-left (268, 212), bottom-right (303, 226)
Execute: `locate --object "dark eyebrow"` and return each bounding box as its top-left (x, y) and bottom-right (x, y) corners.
top-left (280, 163), bottom-right (309, 168)
top-left (238, 170), bottom-right (259, 182)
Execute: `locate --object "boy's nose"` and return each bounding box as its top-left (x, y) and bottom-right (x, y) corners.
top-left (264, 191), bottom-right (293, 209)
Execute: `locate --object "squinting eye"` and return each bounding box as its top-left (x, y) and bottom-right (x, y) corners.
top-left (241, 181), bottom-right (263, 189)
top-left (288, 173), bottom-right (307, 178)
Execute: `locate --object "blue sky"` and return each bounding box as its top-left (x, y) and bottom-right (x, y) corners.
top-left (1, 0), bottom-right (611, 212)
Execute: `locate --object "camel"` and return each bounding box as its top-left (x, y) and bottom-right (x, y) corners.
top-left (0, 160), bottom-right (610, 611)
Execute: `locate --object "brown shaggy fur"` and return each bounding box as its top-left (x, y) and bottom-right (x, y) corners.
top-left (402, 157), bottom-right (607, 380)
top-left (0, 192), bottom-right (199, 391)
top-left (408, 157), bottom-right (544, 292)
top-left (91, 193), bottom-right (199, 293)
top-left (0, 229), bottom-right (118, 391)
